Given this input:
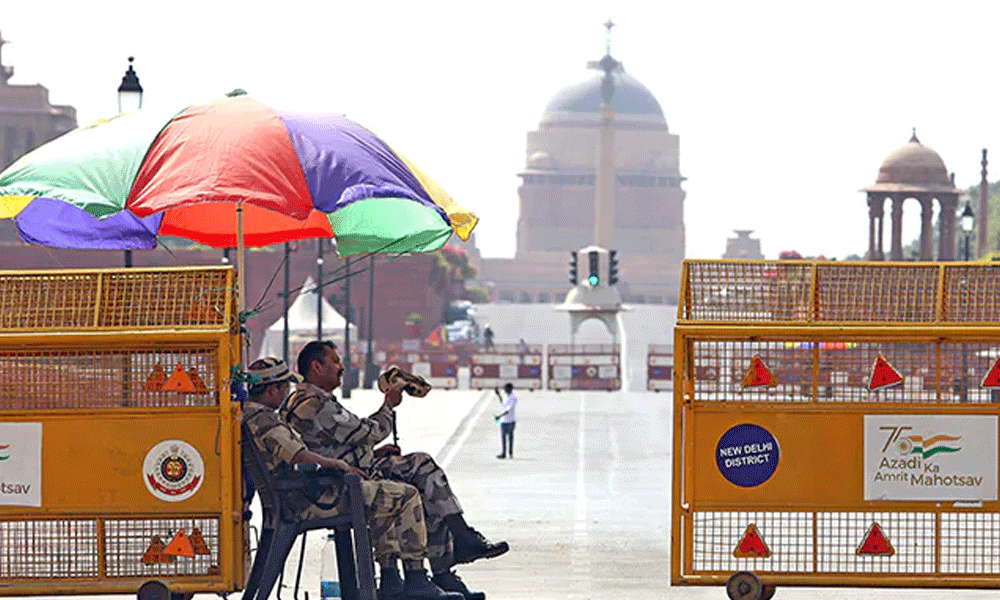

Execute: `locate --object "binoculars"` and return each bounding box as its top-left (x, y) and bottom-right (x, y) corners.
top-left (377, 365), bottom-right (432, 398)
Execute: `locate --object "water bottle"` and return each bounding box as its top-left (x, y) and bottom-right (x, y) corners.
top-left (320, 533), bottom-right (340, 600)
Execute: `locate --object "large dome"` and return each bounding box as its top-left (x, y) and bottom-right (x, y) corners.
top-left (866, 131), bottom-right (956, 193)
top-left (541, 71), bottom-right (666, 127)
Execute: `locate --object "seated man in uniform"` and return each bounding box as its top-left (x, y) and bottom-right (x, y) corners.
top-left (243, 357), bottom-right (461, 600)
top-left (281, 341), bottom-right (508, 600)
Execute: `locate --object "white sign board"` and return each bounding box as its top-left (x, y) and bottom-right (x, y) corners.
top-left (0, 422), bottom-right (42, 507)
top-left (864, 415), bottom-right (998, 501)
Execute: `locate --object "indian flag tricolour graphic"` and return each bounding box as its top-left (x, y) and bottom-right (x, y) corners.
top-left (0, 443), bottom-right (8, 461)
top-left (899, 434), bottom-right (962, 458)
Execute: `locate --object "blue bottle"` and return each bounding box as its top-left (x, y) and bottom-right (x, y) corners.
top-left (320, 533), bottom-right (341, 600)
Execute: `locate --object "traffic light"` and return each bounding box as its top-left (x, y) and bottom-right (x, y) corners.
top-left (588, 250), bottom-right (600, 286)
top-left (569, 251), bottom-right (578, 284)
top-left (609, 250), bottom-right (619, 285)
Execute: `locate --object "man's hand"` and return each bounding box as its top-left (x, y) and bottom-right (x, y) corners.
top-left (374, 444), bottom-right (401, 459)
top-left (318, 456), bottom-right (368, 479)
top-left (383, 386), bottom-right (403, 409)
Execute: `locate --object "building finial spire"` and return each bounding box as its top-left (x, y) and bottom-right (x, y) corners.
top-left (910, 127), bottom-right (919, 143)
top-left (603, 18), bottom-right (616, 57)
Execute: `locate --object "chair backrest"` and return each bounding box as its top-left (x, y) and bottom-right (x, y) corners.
top-left (240, 420), bottom-right (282, 529)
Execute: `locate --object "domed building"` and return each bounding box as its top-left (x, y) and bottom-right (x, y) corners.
top-left (863, 131), bottom-right (962, 260)
top-left (478, 59), bottom-right (685, 305)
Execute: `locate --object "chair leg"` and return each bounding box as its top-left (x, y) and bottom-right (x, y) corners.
top-left (346, 477), bottom-right (376, 600)
top-left (335, 528), bottom-right (359, 600)
top-left (255, 525), bottom-right (298, 600)
top-left (243, 527), bottom-right (275, 600)
top-left (350, 517), bottom-right (375, 600)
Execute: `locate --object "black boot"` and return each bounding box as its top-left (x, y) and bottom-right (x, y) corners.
top-left (378, 565), bottom-right (405, 600)
top-left (446, 514), bottom-right (509, 565)
top-left (403, 569), bottom-right (464, 599)
top-left (432, 570), bottom-right (486, 600)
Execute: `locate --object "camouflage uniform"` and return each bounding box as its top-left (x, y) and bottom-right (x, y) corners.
top-left (282, 383), bottom-right (463, 567)
top-left (243, 401), bottom-right (427, 567)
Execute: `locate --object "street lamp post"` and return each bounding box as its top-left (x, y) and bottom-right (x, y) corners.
top-left (117, 57), bottom-right (143, 268)
top-left (961, 201), bottom-right (975, 261)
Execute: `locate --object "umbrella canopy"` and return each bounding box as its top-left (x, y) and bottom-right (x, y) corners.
top-left (0, 96), bottom-right (477, 256)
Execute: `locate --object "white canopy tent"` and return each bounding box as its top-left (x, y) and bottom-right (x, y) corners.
top-left (257, 276), bottom-right (358, 361)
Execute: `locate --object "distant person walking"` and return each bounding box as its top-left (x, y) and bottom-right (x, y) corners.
top-left (517, 338), bottom-right (528, 363)
top-left (493, 383), bottom-right (517, 459)
top-left (483, 325), bottom-right (495, 352)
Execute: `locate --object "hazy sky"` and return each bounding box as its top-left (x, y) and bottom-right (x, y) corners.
top-left (3, 1), bottom-right (999, 259)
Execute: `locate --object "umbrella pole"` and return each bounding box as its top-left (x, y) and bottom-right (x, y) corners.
top-left (237, 201), bottom-right (248, 359)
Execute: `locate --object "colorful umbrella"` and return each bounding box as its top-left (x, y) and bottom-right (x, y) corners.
top-left (0, 95), bottom-right (477, 256)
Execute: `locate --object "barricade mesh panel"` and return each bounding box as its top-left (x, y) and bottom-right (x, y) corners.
top-left (816, 512), bottom-right (935, 573)
top-left (0, 347), bottom-right (219, 409)
top-left (0, 273), bottom-right (99, 330)
top-left (690, 340), bottom-right (815, 403)
top-left (684, 262), bottom-right (813, 322)
top-left (104, 517), bottom-right (219, 578)
top-left (691, 512), bottom-right (939, 575)
top-left (941, 513), bottom-right (1000, 574)
top-left (815, 264), bottom-right (939, 323)
top-left (0, 268), bottom-right (230, 331)
top-left (99, 270), bottom-right (230, 328)
top-left (0, 519), bottom-right (99, 579)
top-left (943, 265), bottom-right (1000, 323)
top-left (693, 511), bottom-right (813, 573)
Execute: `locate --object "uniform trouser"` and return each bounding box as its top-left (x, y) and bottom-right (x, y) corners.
top-left (300, 479), bottom-right (427, 567)
top-left (373, 451), bottom-right (462, 571)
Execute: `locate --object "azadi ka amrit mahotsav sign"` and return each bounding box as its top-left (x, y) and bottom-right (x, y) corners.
top-left (865, 415), bottom-right (997, 501)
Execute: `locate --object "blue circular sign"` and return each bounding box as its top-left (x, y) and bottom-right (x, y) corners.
top-left (715, 424), bottom-right (780, 487)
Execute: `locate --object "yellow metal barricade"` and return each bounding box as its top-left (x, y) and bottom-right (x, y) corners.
top-left (672, 260), bottom-right (1000, 598)
top-left (0, 267), bottom-right (244, 597)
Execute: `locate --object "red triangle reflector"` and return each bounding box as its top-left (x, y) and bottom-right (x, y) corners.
top-left (856, 522), bottom-right (895, 556)
top-left (162, 363), bottom-right (197, 393)
top-left (868, 354), bottom-right (903, 391)
top-left (733, 523), bottom-right (772, 558)
top-left (741, 355), bottom-right (778, 389)
top-left (983, 356), bottom-right (1000, 388)
top-left (163, 529), bottom-right (195, 558)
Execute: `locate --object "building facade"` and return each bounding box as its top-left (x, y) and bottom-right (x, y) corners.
top-left (0, 31), bottom-right (77, 244)
top-left (0, 32), bottom-right (77, 171)
top-left (478, 65), bottom-right (686, 304)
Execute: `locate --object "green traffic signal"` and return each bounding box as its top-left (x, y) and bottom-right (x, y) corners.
top-left (588, 274), bottom-right (599, 286)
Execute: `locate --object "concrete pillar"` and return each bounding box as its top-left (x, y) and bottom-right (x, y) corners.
top-left (890, 196), bottom-right (904, 260)
top-left (919, 196), bottom-right (934, 260)
top-left (867, 194), bottom-right (885, 260)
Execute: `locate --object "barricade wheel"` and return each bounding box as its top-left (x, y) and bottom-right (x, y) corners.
top-left (137, 581), bottom-right (169, 600)
top-left (760, 584), bottom-right (776, 600)
top-left (726, 571), bottom-right (763, 600)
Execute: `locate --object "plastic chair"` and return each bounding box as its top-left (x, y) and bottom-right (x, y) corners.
top-left (241, 422), bottom-right (376, 600)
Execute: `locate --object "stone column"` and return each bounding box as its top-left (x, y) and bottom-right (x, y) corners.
top-left (890, 196), bottom-right (904, 260)
top-left (919, 196), bottom-right (934, 260)
top-left (938, 195), bottom-right (957, 260)
top-left (867, 194), bottom-right (878, 259)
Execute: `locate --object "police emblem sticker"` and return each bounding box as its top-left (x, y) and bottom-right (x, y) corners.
top-left (143, 440), bottom-right (204, 502)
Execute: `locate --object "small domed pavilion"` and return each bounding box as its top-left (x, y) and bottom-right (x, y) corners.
top-left (863, 130), bottom-right (962, 260)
